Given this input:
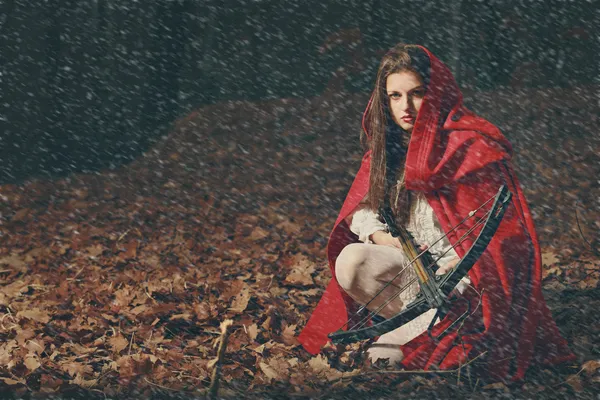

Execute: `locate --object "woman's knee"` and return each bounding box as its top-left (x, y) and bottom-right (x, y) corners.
top-left (334, 244), bottom-right (367, 291)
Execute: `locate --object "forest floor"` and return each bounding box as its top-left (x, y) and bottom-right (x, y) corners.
top-left (1, 87), bottom-right (599, 399)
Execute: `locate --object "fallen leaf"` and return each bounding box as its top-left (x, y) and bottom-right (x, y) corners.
top-left (252, 343), bottom-right (266, 355)
top-left (17, 309), bottom-right (51, 323)
top-left (246, 323), bottom-right (258, 341)
top-left (308, 354), bottom-right (331, 375)
top-left (220, 280), bottom-right (244, 302)
top-left (582, 359), bottom-right (600, 376)
top-left (108, 334), bottom-right (129, 354)
top-left (193, 303), bottom-right (211, 320)
top-left (542, 251), bottom-right (559, 267)
top-left (84, 244), bottom-right (104, 258)
top-left (25, 340), bottom-right (45, 355)
top-left (281, 324), bottom-right (299, 346)
top-left (24, 356), bottom-right (41, 371)
top-left (542, 265), bottom-right (562, 280)
top-left (250, 226), bottom-right (269, 241)
top-left (284, 271), bottom-right (314, 286)
top-left (284, 254), bottom-right (316, 286)
top-left (229, 287), bottom-right (250, 314)
top-left (0, 377), bottom-right (22, 385)
top-left (0, 254), bottom-right (27, 270)
top-left (259, 361), bottom-right (280, 381)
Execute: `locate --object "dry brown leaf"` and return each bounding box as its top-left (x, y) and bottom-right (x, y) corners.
top-left (1, 280), bottom-right (29, 299)
top-left (284, 271), bottom-right (314, 286)
top-left (0, 341), bottom-right (16, 366)
top-left (17, 308), bottom-right (51, 323)
top-left (229, 287), bottom-right (251, 314)
top-left (281, 324), bottom-right (299, 346)
top-left (542, 265), bottom-right (562, 280)
top-left (246, 323), bottom-right (258, 341)
top-left (308, 354), bottom-right (331, 375)
top-left (193, 302), bottom-right (211, 320)
top-left (259, 361), bottom-right (280, 381)
top-left (542, 251), bottom-right (559, 267)
top-left (307, 354), bottom-right (360, 381)
top-left (84, 244), bottom-right (104, 258)
top-left (582, 359), bottom-right (600, 376)
top-left (250, 226), bottom-right (269, 241)
top-left (220, 280), bottom-right (244, 301)
top-left (24, 356), bottom-right (41, 371)
top-left (252, 343), bottom-right (266, 355)
top-left (578, 276), bottom-right (599, 290)
top-left (284, 254), bottom-right (316, 286)
top-left (0, 377), bottom-right (22, 385)
top-left (15, 329), bottom-right (35, 345)
top-left (0, 254), bottom-right (27, 271)
top-left (108, 334), bottom-right (129, 354)
top-left (25, 339), bottom-right (45, 355)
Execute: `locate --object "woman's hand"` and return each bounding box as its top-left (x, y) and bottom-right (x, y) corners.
top-left (436, 256), bottom-right (460, 275)
top-left (370, 230), bottom-right (402, 248)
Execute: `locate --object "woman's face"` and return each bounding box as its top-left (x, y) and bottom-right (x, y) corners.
top-left (386, 70), bottom-right (426, 133)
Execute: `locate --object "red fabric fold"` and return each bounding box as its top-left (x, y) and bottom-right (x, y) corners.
top-left (297, 45), bottom-right (575, 381)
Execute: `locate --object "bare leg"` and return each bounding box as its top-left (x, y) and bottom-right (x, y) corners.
top-left (335, 243), bottom-right (436, 364)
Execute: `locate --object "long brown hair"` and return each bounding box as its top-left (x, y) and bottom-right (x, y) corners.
top-left (361, 44), bottom-right (431, 226)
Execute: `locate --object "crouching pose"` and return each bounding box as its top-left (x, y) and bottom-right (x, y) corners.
top-left (298, 44), bottom-right (574, 382)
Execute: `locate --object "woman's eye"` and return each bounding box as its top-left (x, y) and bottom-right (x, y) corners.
top-left (389, 93), bottom-right (401, 99)
top-left (412, 89), bottom-right (426, 97)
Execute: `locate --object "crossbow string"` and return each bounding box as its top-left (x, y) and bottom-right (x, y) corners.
top-left (329, 185), bottom-right (512, 344)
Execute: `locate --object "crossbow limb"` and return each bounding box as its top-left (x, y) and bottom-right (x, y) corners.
top-left (328, 185), bottom-right (512, 345)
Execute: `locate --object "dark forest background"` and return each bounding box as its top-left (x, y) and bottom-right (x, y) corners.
top-left (0, 0), bottom-right (598, 183)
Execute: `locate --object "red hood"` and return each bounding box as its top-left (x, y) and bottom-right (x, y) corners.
top-left (361, 45), bottom-right (512, 191)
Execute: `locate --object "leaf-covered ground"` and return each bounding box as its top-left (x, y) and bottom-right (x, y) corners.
top-left (1, 86), bottom-right (599, 399)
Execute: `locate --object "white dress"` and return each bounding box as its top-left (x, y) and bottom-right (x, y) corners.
top-left (346, 192), bottom-right (470, 363)
top-left (349, 191), bottom-right (460, 268)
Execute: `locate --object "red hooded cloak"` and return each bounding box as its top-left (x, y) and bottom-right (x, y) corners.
top-left (297, 46), bottom-right (575, 382)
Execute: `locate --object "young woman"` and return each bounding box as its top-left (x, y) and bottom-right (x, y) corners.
top-left (298, 44), bottom-right (575, 382)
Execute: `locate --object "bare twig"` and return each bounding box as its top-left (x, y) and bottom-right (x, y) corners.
top-left (575, 201), bottom-right (599, 255)
top-left (128, 331), bottom-right (135, 355)
top-left (117, 229), bottom-right (130, 242)
top-left (208, 319), bottom-right (233, 399)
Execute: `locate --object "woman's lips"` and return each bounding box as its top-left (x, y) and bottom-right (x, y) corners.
top-left (401, 116), bottom-right (415, 123)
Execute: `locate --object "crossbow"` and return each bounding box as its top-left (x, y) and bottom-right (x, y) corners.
top-left (328, 185), bottom-right (512, 344)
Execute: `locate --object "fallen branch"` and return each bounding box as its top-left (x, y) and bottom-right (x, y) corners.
top-left (208, 319), bottom-right (233, 399)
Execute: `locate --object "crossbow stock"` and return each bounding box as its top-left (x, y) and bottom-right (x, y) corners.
top-left (328, 185), bottom-right (512, 345)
